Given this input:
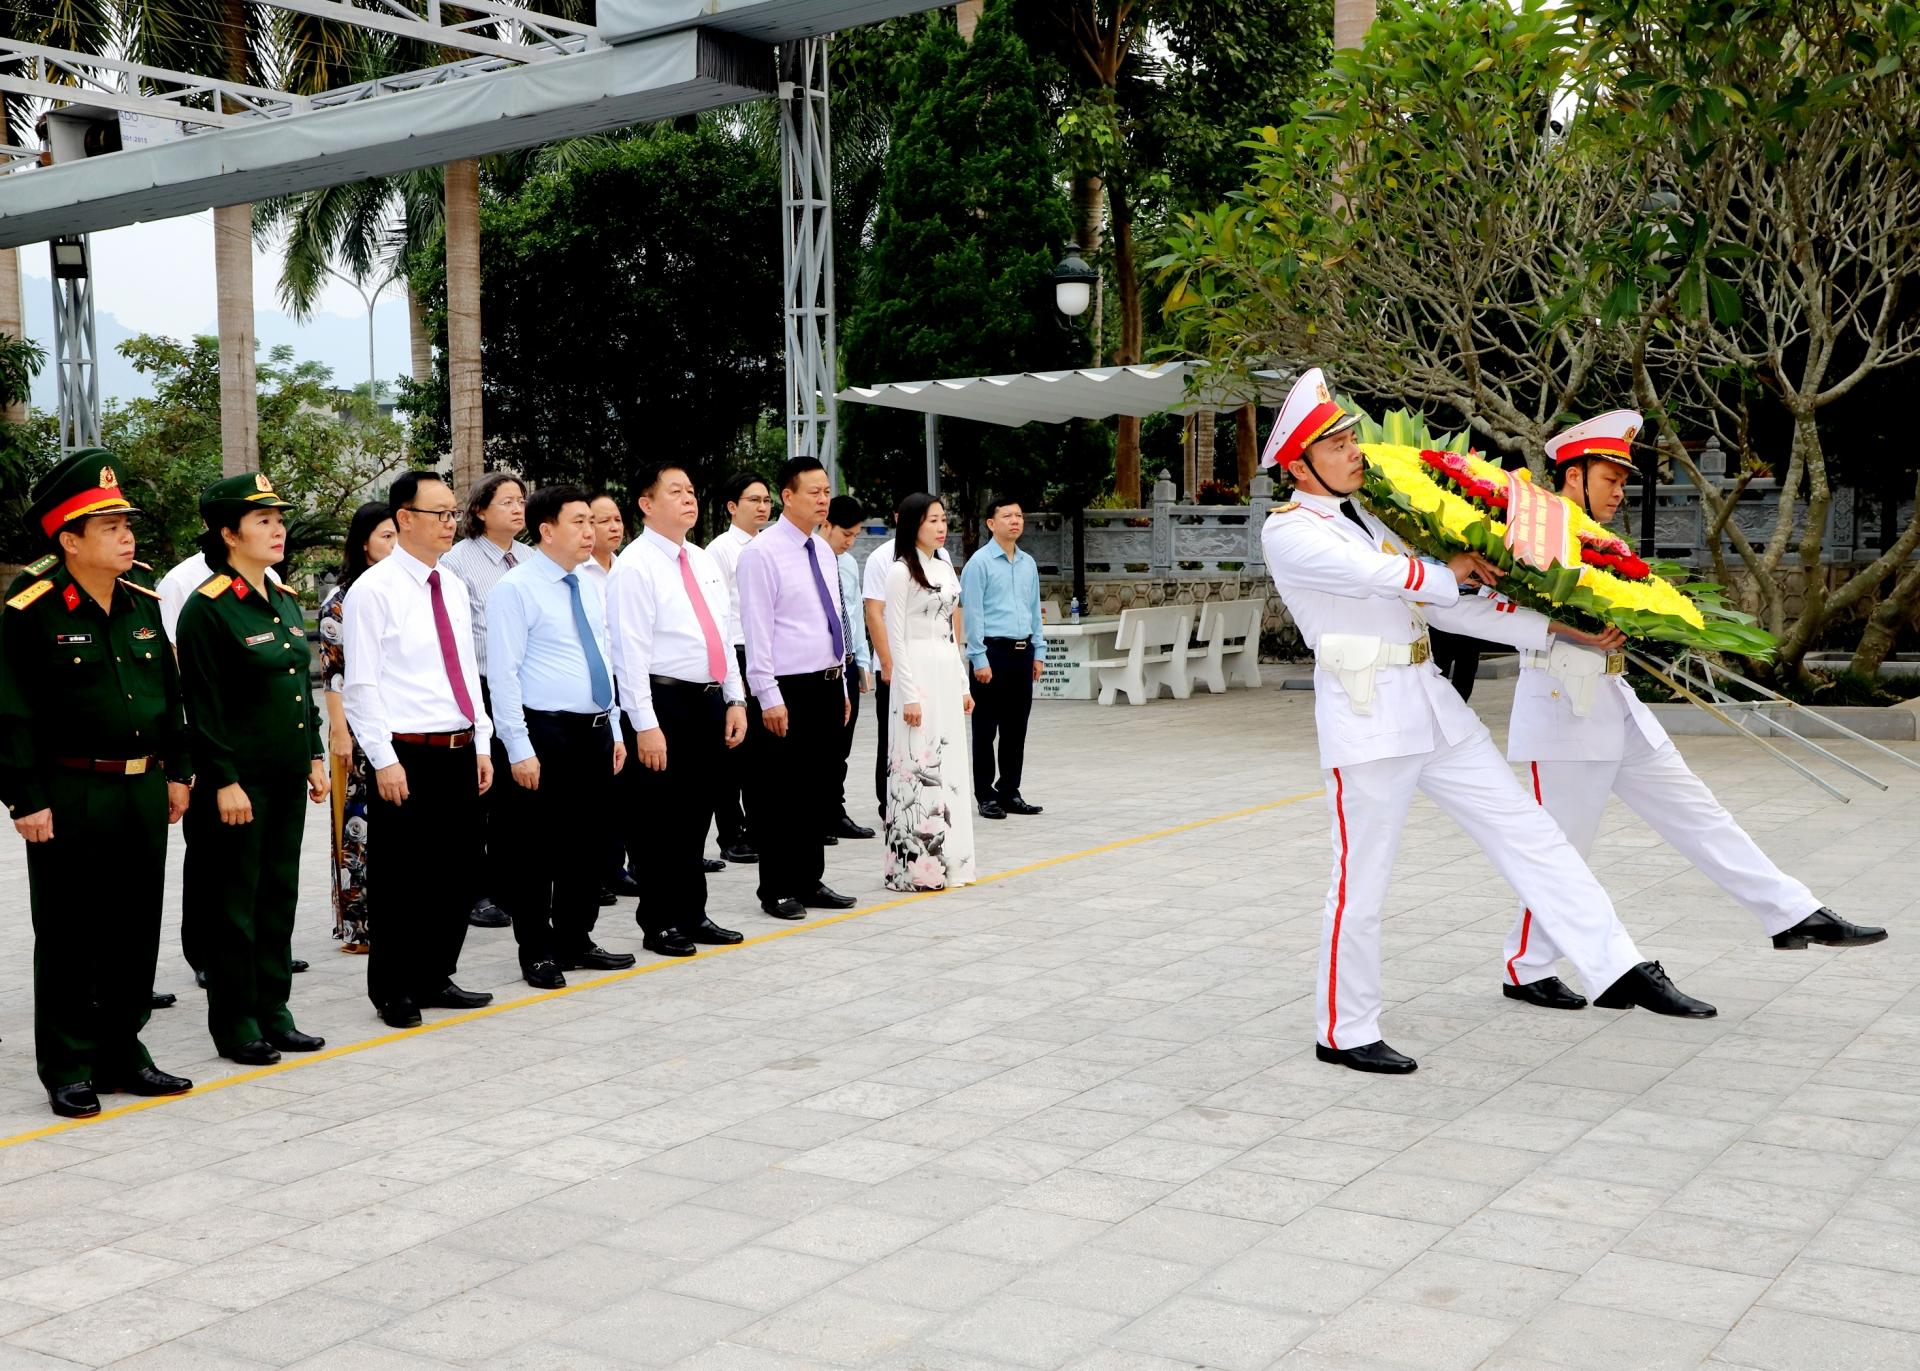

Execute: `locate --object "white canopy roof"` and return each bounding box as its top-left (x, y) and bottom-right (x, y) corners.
top-left (835, 361), bottom-right (1293, 428)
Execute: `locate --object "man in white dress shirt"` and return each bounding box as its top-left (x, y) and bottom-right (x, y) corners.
top-left (822, 495), bottom-right (875, 843)
top-left (1259, 369), bottom-right (1716, 1074)
top-left (705, 471), bottom-right (770, 864)
top-left (582, 491), bottom-right (645, 898)
top-left (342, 471), bottom-right (497, 1028)
top-left (1500, 410), bottom-right (1885, 1011)
top-left (487, 484), bottom-right (637, 990)
top-left (608, 462), bottom-right (749, 957)
top-left (438, 472), bottom-right (527, 930)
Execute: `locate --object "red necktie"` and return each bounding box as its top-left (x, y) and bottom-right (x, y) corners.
top-left (426, 569), bottom-right (478, 724)
top-left (680, 547), bottom-right (729, 683)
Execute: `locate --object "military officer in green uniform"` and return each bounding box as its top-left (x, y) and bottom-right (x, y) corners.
top-left (175, 474), bottom-right (329, 1066)
top-left (0, 449), bottom-right (195, 1118)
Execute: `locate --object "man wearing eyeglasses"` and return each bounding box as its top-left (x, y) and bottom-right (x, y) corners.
top-left (342, 471), bottom-right (497, 1029)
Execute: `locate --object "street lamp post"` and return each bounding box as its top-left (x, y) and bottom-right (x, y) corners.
top-left (326, 264), bottom-right (399, 406)
top-left (1052, 243), bottom-right (1098, 608)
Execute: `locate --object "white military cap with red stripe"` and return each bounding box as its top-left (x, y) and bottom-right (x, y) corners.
top-left (1545, 409), bottom-right (1641, 470)
top-left (1260, 367), bottom-right (1362, 470)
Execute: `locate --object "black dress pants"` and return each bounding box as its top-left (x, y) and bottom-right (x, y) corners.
top-left (627, 680), bottom-right (725, 936)
top-left (500, 710), bottom-right (613, 968)
top-left (873, 674), bottom-right (890, 819)
top-left (747, 669), bottom-right (844, 904)
top-left (830, 653), bottom-right (861, 823)
top-left (366, 739), bottom-right (481, 1009)
top-left (478, 677), bottom-right (511, 902)
top-left (713, 644), bottom-right (752, 849)
top-left (971, 638), bottom-right (1035, 804)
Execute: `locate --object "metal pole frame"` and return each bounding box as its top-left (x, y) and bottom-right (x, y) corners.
top-left (778, 37), bottom-right (838, 487)
top-left (51, 236), bottom-right (99, 454)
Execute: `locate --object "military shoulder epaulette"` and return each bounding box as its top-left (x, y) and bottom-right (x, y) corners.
top-left (198, 574), bottom-right (233, 599)
top-left (130, 558), bottom-right (153, 572)
top-left (1269, 502), bottom-right (1300, 514)
top-left (7, 579), bottom-right (53, 611)
top-left (118, 578), bottom-right (162, 599)
top-left (23, 554), bottom-right (55, 575)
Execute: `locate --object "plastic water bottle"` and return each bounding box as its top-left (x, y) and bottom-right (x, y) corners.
top-left (1069, 597), bottom-right (1081, 622)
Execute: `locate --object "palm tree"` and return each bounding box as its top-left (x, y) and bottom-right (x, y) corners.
top-left (1333, 0), bottom-right (1374, 51)
top-left (0, 0), bottom-right (112, 424)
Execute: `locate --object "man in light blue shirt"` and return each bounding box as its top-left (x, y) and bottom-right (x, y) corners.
top-left (960, 494), bottom-right (1046, 819)
top-left (486, 485), bottom-right (636, 989)
top-left (823, 495), bottom-right (876, 841)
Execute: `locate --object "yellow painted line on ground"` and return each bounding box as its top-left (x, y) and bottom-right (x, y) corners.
top-left (0, 788), bottom-right (1323, 1151)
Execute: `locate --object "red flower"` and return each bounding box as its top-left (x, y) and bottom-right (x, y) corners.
top-left (1583, 549), bottom-right (1650, 580)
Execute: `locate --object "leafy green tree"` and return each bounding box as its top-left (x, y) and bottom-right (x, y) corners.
top-left (840, 1), bottom-right (1074, 523)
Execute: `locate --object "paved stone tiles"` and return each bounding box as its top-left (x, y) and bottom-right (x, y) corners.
top-left (0, 675), bottom-right (1916, 1369)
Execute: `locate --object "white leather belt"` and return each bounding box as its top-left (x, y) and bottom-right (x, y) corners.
top-left (1315, 633), bottom-right (1432, 715)
top-left (1522, 641), bottom-right (1626, 718)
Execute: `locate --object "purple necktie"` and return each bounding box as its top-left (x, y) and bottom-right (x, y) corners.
top-left (426, 569), bottom-right (477, 724)
top-left (803, 538), bottom-right (845, 661)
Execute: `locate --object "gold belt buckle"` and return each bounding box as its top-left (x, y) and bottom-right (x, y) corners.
top-left (1606, 650), bottom-right (1626, 675)
top-left (1409, 637), bottom-right (1431, 666)
top-left (125, 756), bottom-right (148, 775)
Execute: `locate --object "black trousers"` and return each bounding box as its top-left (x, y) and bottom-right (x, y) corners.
top-left (747, 669), bottom-right (844, 903)
top-left (713, 644), bottom-right (752, 850)
top-left (478, 677), bottom-right (510, 902)
top-left (366, 739), bottom-right (481, 1008)
top-left (185, 773), bottom-right (304, 1054)
top-left (500, 711), bottom-right (612, 967)
top-left (971, 638), bottom-right (1035, 804)
top-left (830, 653), bottom-right (861, 823)
top-left (1429, 627), bottom-right (1485, 702)
top-left (627, 680), bottom-right (725, 935)
top-left (873, 674), bottom-right (890, 820)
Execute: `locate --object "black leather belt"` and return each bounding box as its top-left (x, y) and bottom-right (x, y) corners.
top-left (650, 675), bottom-right (720, 694)
top-left (779, 665), bottom-right (844, 683)
top-left (984, 637), bottom-right (1031, 650)
top-left (524, 707), bottom-right (609, 728)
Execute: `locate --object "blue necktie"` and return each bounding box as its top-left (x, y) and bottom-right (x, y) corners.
top-left (562, 572), bottom-right (614, 710)
top-left (803, 539), bottom-right (846, 661)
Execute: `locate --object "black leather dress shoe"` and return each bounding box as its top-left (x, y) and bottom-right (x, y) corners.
top-left (523, 960), bottom-right (566, 990)
top-left (150, 990), bottom-right (177, 1009)
top-left (800, 884), bottom-right (857, 910)
top-left (978, 799), bottom-right (1007, 820)
top-left (598, 887), bottom-right (620, 905)
top-left (687, 917), bottom-right (744, 945)
top-left (1773, 907), bottom-right (1888, 950)
top-left (722, 844), bottom-right (759, 864)
top-left (266, 1029), bottom-right (325, 1053)
top-left (100, 1066), bottom-right (192, 1096)
top-left (643, 930), bottom-right (697, 957)
top-left (1593, 961), bottom-right (1717, 1017)
top-left (48, 1083), bottom-right (100, 1118)
top-left (562, 944), bottom-right (637, 971)
top-left (1002, 796), bottom-right (1043, 815)
top-left (1501, 976), bottom-right (1589, 1010)
top-left (379, 999), bottom-right (422, 1028)
top-left (609, 871), bottom-right (643, 897)
top-left (224, 1039), bottom-right (283, 1066)
top-left (1315, 1040), bottom-right (1418, 1074)
top-left (195, 969), bottom-right (209, 990)
top-left (761, 898), bottom-right (806, 920)
top-left (421, 985), bottom-right (494, 1010)
top-left (703, 857), bottom-right (726, 873)
top-left (822, 833), bottom-right (839, 846)
top-left (290, 959), bottom-right (309, 974)
top-left (832, 814), bottom-right (877, 840)
top-left (469, 900), bottom-right (511, 929)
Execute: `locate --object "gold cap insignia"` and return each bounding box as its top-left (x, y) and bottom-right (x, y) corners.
top-left (1623, 425), bottom-right (1639, 444)
top-left (98, 465), bottom-right (116, 488)
top-left (255, 473), bottom-right (273, 492)
top-left (1315, 383), bottom-right (1330, 404)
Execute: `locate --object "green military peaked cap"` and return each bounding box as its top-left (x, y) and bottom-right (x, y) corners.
top-left (25, 448), bottom-right (141, 541)
top-left (200, 472), bottom-right (297, 525)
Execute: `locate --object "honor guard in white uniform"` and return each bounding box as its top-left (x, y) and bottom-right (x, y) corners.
top-left (1261, 370), bottom-right (1719, 1074)
top-left (1500, 410), bottom-right (1885, 1010)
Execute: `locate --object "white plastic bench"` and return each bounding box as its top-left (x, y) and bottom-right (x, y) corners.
top-left (1090, 605), bottom-right (1194, 705)
top-left (1188, 599), bottom-right (1263, 694)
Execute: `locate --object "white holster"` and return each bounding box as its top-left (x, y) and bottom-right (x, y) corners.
top-left (1317, 634), bottom-right (1430, 715)
top-left (1522, 640), bottom-right (1625, 718)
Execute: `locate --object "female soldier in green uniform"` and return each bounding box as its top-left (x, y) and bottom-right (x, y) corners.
top-left (175, 474), bottom-right (330, 1066)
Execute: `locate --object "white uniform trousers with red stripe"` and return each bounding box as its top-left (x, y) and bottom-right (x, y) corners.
top-left (1502, 728), bottom-right (1817, 986)
top-left (1319, 730), bottom-right (1643, 1050)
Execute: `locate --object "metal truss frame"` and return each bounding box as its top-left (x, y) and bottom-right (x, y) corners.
top-left (51, 240), bottom-right (101, 452)
top-left (777, 36), bottom-right (837, 483)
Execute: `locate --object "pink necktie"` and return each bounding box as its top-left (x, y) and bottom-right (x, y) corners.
top-left (426, 569), bottom-right (478, 724)
top-left (680, 548), bottom-right (728, 683)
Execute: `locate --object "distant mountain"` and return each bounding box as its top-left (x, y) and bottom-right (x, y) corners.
top-left (18, 284), bottom-right (411, 412)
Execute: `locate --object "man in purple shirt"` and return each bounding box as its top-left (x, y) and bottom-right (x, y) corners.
top-left (736, 456), bottom-right (859, 920)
